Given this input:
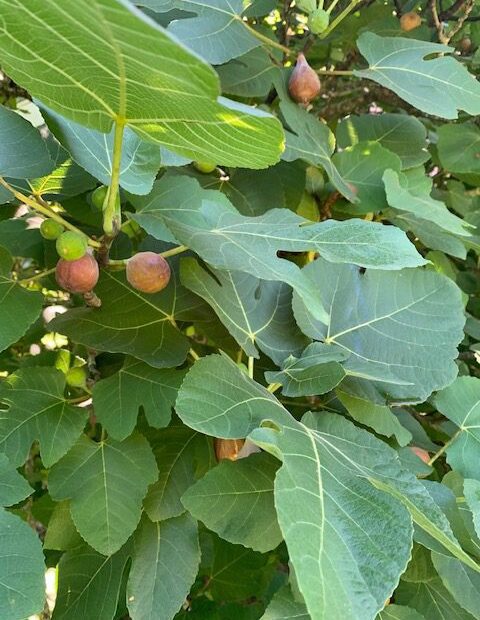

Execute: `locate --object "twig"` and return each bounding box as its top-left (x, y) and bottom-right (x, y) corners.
top-left (444, 0), bottom-right (475, 42)
top-left (430, 0), bottom-right (448, 43)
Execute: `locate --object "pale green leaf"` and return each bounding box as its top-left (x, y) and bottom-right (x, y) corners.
top-left (464, 479), bottom-right (480, 541)
top-left (396, 547), bottom-right (475, 620)
top-left (217, 48), bottom-right (276, 97)
top-left (292, 259), bottom-right (464, 402)
top-left (432, 552), bottom-right (480, 619)
top-left (182, 452), bottom-right (282, 552)
top-left (0, 246), bottom-right (43, 354)
top-left (264, 342), bottom-right (348, 397)
top-left (378, 605), bottom-right (426, 619)
top-left (437, 122), bottom-right (480, 176)
top-left (355, 34), bottom-right (480, 119)
top-left (261, 586), bottom-right (309, 620)
top-left (130, 175), bottom-right (426, 323)
top-left (127, 514), bottom-right (200, 620)
top-left (337, 383), bottom-right (412, 446)
top-left (383, 170), bottom-right (472, 238)
top-left (333, 142), bottom-right (402, 213)
top-left (0, 453), bottom-right (32, 507)
top-left (143, 425), bottom-right (212, 521)
top-left (435, 377), bottom-right (480, 480)
top-left (168, 0), bottom-right (261, 64)
top-left (51, 263), bottom-right (203, 368)
top-left (52, 543), bottom-right (130, 620)
top-left (0, 508), bottom-right (45, 620)
top-left (0, 103), bottom-right (53, 178)
top-left (0, 367), bottom-right (88, 467)
top-left (0, 0), bottom-right (284, 169)
top-left (180, 258), bottom-right (308, 364)
top-left (336, 113), bottom-right (429, 170)
top-left (49, 432), bottom-right (158, 555)
top-left (92, 357), bottom-right (185, 441)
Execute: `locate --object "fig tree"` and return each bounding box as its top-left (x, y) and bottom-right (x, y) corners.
top-left (56, 231), bottom-right (88, 261)
top-left (56, 253), bottom-right (99, 294)
top-left (400, 11), bottom-right (421, 31)
top-left (126, 251), bottom-right (171, 294)
top-left (288, 53), bottom-right (321, 105)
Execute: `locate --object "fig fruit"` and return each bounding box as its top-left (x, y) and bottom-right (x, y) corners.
top-left (194, 161), bottom-right (217, 174)
top-left (400, 11), bottom-right (421, 31)
top-left (288, 53), bottom-right (321, 105)
top-left (56, 253), bottom-right (99, 294)
top-left (126, 251), bottom-right (171, 294)
top-left (65, 366), bottom-right (88, 388)
top-left (305, 166), bottom-right (325, 196)
top-left (91, 185), bottom-right (120, 212)
top-left (308, 8), bottom-right (329, 34)
top-left (214, 438), bottom-right (245, 461)
top-left (56, 231), bottom-right (88, 261)
top-left (40, 218), bottom-right (64, 240)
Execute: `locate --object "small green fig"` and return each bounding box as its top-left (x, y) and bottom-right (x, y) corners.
top-left (91, 185), bottom-right (120, 212)
top-left (288, 53), bottom-right (321, 105)
top-left (126, 252), bottom-right (171, 294)
top-left (193, 161), bottom-right (217, 174)
top-left (65, 366), bottom-right (88, 388)
top-left (308, 8), bottom-right (329, 34)
top-left (56, 231), bottom-right (88, 261)
top-left (56, 253), bottom-right (99, 294)
top-left (40, 218), bottom-right (64, 240)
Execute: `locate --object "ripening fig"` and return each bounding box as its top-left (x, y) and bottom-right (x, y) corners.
top-left (56, 231), bottom-right (88, 261)
top-left (410, 446), bottom-right (430, 464)
top-left (400, 11), bottom-right (421, 31)
top-left (308, 8), bottom-right (329, 34)
top-left (288, 53), bottom-right (321, 105)
top-left (193, 161), bottom-right (217, 174)
top-left (126, 251), bottom-right (171, 294)
top-left (56, 253), bottom-right (99, 294)
top-left (65, 366), bottom-right (88, 388)
top-left (214, 438), bottom-right (245, 461)
top-left (40, 218), bottom-right (64, 240)
top-left (459, 37), bottom-right (472, 53)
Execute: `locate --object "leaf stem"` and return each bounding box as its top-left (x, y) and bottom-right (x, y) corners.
top-left (241, 19), bottom-right (291, 55)
top-left (161, 245), bottom-right (189, 259)
top-left (0, 177), bottom-right (101, 248)
top-left (248, 356), bottom-right (254, 379)
top-left (267, 382), bottom-right (282, 393)
top-left (316, 69), bottom-right (354, 76)
top-left (189, 347), bottom-right (200, 361)
top-left (319, 0), bottom-right (361, 39)
top-left (428, 428), bottom-right (462, 466)
top-left (18, 267), bottom-right (56, 284)
top-left (103, 120), bottom-right (125, 237)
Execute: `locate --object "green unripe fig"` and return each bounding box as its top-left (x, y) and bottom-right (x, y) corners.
top-left (40, 218), bottom-right (64, 240)
top-left (308, 8), bottom-right (329, 34)
top-left (305, 166), bottom-right (325, 196)
top-left (296, 0), bottom-right (317, 12)
top-left (126, 251), bottom-right (171, 294)
top-left (91, 185), bottom-right (120, 212)
top-left (65, 366), bottom-right (88, 388)
top-left (56, 231), bottom-right (88, 261)
top-left (56, 253), bottom-right (99, 294)
top-left (193, 161), bottom-right (217, 174)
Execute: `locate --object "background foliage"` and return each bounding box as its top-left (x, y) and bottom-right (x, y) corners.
top-left (1, 0), bottom-right (480, 618)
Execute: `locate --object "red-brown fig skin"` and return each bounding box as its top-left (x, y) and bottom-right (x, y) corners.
top-left (288, 53), bottom-right (321, 105)
top-left (126, 252), bottom-right (171, 294)
top-left (400, 12), bottom-right (421, 32)
top-left (214, 438), bottom-right (245, 462)
top-left (56, 254), bottom-right (99, 294)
